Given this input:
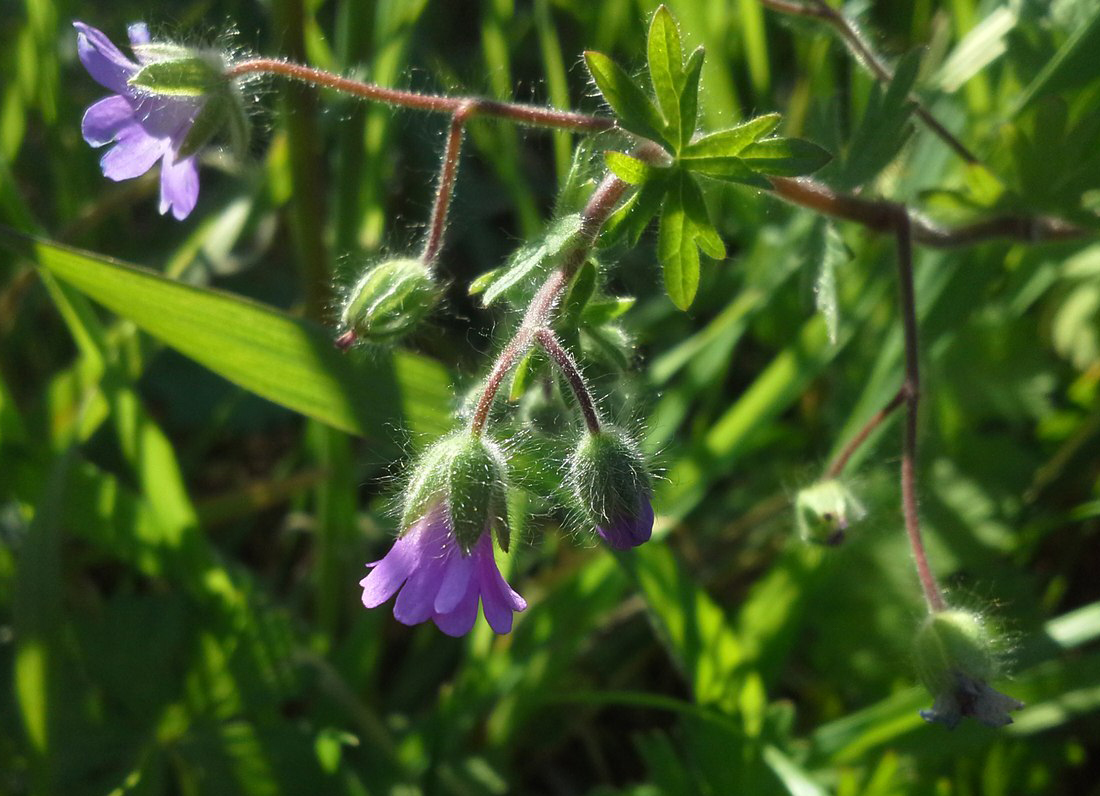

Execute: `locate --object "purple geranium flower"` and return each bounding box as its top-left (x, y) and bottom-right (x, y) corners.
top-left (360, 503), bottom-right (527, 636)
top-left (74, 21), bottom-right (202, 220)
top-left (597, 492), bottom-right (655, 550)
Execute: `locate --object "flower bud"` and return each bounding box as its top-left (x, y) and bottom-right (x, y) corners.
top-left (339, 258), bottom-right (441, 346)
top-left (913, 610), bottom-right (1023, 729)
top-left (794, 479), bottom-right (865, 546)
top-left (569, 429), bottom-right (653, 550)
top-left (401, 433), bottom-right (510, 554)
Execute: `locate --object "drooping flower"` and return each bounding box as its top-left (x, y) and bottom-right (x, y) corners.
top-left (74, 21), bottom-right (242, 220)
top-left (914, 609), bottom-right (1024, 729)
top-left (568, 428), bottom-right (654, 550)
top-left (360, 432), bottom-right (525, 635)
top-left (794, 479), bottom-right (865, 546)
top-left (360, 502), bottom-right (527, 636)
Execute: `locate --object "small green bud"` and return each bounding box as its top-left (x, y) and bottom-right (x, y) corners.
top-left (401, 433), bottom-right (510, 554)
top-left (914, 610), bottom-right (1023, 729)
top-left (340, 258), bottom-right (441, 346)
top-left (794, 479), bottom-right (865, 546)
top-left (569, 429), bottom-right (653, 550)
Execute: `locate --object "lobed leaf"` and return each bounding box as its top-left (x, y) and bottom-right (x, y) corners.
top-left (740, 137), bottom-right (833, 177)
top-left (584, 50), bottom-right (669, 146)
top-left (481, 213), bottom-right (585, 306)
top-left (647, 5), bottom-right (685, 145)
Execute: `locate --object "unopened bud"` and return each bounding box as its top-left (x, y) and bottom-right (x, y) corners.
top-left (794, 479), bottom-right (864, 546)
top-left (914, 610), bottom-right (1023, 729)
top-left (340, 258), bottom-right (441, 345)
top-left (569, 429), bottom-right (653, 550)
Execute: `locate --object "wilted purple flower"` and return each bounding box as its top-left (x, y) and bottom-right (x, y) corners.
top-left (360, 503), bottom-right (527, 636)
top-left (74, 21), bottom-right (202, 220)
top-left (920, 670), bottom-right (1025, 729)
top-left (597, 493), bottom-right (654, 550)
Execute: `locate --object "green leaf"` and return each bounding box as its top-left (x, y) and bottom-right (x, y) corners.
top-left (658, 176), bottom-right (699, 309)
top-left (678, 47), bottom-right (705, 147)
top-left (740, 137), bottom-right (833, 177)
top-left (8, 232), bottom-right (447, 440)
top-left (481, 213), bottom-right (585, 306)
top-left (647, 5), bottom-right (684, 144)
top-left (681, 156), bottom-right (771, 187)
top-left (683, 113), bottom-right (782, 158)
top-left (468, 266), bottom-right (503, 296)
top-left (604, 174), bottom-right (669, 245)
top-left (603, 150), bottom-right (654, 185)
top-left (812, 221), bottom-right (849, 345)
top-left (680, 174), bottom-right (726, 260)
top-left (584, 50), bottom-right (669, 145)
top-left (581, 296), bottom-right (635, 325)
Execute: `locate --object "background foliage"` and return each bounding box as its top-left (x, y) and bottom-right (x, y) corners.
top-left (2, 0), bottom-right (1100, 793)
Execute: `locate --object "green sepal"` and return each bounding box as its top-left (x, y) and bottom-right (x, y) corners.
top-left (913, 610), bottom-right (997, 694)
top-left (129, 55), bottom-right (224, 97)
top-left (794, 478), bottom-right (865, 546)
top-left (177, 84), bottom-right (251, 160)
top-left (401, 435), bottom-right (462, 530)
top-left (447, 435), bottom-right (509, 553)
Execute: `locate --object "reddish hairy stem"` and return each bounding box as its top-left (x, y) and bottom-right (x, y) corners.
top-left (227, 59), bottom-right (614, 133)
top-left (534, 329), bottom-right (601, 434)
top-left (469, 172), bottom-right (629, 436)
top-left (893, 209), bottom-right (947, 613)
top-left (422, 104), bottom-right (477, 265)
top-left (824, 388), bottom-right (905, 479)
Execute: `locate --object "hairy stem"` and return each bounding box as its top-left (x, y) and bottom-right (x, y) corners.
top-left (422, 104), bottom-right (477, 265)
top-left (227, 59), bottom-right (614, 133)
top-left (535, 328), bottom-right (601, 434)
top-left (760, 0), bottom-right (980, 165)
top-left (824, 388), bottom-right (905, 479)
top-left (893, 209), bottom-right (946, 613)
top-left (769, 177), bottom-right (1085, 247)
top-left (469, 171), bottom-right (629, 436)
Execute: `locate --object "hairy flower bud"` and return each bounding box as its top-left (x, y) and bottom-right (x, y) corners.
top-left (794, 479), bottom-right (865, 545)
top-left (914, 609), bottom-right (1023, 729)
top-left (339, 258), bottom-right (441, 347)
top-left (569, 429), bottom-right (654, 550)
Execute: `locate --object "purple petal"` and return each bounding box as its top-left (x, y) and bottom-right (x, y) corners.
top-left (435, 550), bottom-right (474, 614)
top-left (393, 551), bottom-right (449, 625)
top-left (128, 23), bottom-right (151, 47)
top-left (82, 95), bottom-right (135, 147)
top-left (100, 125), bottom-right (167, 180)
top-left (475, 535), bottom-right (526, 634)
top-left (74, 21), bottom-right (138, 95)
top-left (159, 148), bottom-right (199, 220)
top-left (359, 529), bottom-right (424, 609)
top-left (432, 578), bottom-right (479, 637)
top-left (597, 495), bottom-right (654, 550)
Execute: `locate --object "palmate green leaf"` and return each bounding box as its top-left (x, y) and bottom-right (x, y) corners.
top-left (647, 5), bottom-right (684, 146)
top-left (683, 113), bottom-right (782, 158)
top-left (6, 232), bottom-right (450, 440)
top-left (584, 50), bottom-right (669, 146)
top-left (678, 47), bottom-right (705, 147)
top-left (740, 137), bottom-right (833, 177)
top-left (658, 175), bottom-right (699, 310)
top-left (658, 172), bottom-right (725, 309)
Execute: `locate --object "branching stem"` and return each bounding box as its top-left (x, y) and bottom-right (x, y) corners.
top-left (422, 104), bottom-right (476, 265)
top-left (824, 388), bottom-right (905, 479)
